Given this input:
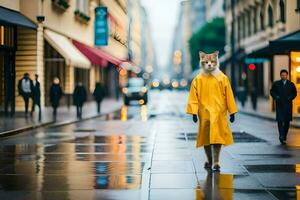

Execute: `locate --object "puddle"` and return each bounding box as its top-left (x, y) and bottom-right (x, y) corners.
top-left (245, 164), bottom-right (299, 173)
top-left (269, 189), bottom-right (300, 200)
top-left (185, 132), bottom-right (266, 143)
top-left (0, 132), bottom-right (153, 191)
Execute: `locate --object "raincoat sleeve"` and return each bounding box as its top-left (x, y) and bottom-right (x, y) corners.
top-left (225, 78), bottom-right (238, 114)
top-left (186, 79), bottom-right (199, 115)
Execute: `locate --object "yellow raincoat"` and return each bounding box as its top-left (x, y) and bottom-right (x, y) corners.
top-left (186, 70), bottom-right (237, 147)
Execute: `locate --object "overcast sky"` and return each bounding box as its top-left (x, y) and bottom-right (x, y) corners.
top-left (141, 0), bottom-right (182, 68)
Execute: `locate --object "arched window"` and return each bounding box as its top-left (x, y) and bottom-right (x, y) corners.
top-left (260, 9), bottom-right (264, 30)
top-left (268, 4), bottom-right (273, 27)
top-left (279, 0), bottom-right (285, 22)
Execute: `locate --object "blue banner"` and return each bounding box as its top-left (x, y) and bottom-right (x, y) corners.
top-left (95, 6), bottom-right (108, 46)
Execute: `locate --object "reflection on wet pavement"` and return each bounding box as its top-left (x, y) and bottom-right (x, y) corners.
top-left (0, 109), bottom-right (155, 199)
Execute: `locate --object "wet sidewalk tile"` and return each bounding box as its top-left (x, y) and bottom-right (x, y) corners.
top-left (150, 174), bottom-right (198, 189)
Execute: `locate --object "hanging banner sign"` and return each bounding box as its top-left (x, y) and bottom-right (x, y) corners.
top-left (95, 6), bottom-right (108, 46)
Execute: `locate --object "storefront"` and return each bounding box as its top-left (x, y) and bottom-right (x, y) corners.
top-left (72, 40), bottom-right (122, 98)
top-left (270, 30), bottom-right (300, 114)
top-left (0, 7), bottom-right (36, 116)
top-left (44, 29), bottom-right (91, 106)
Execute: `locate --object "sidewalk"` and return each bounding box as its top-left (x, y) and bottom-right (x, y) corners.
top-left (238, 97), bottom-right (300, 128)
top-left (0, 98), bottom-right (123, 136)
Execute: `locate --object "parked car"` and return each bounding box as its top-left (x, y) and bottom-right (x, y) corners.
top-left (122, 78), bottom-right (148, 105)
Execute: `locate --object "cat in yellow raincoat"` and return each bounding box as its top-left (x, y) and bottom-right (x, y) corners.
top-left (186, 51), bottom-right (237, 171)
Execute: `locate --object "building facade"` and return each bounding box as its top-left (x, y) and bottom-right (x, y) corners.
top-left (223, 0), bottom-right (300, 114)
top-left (205, 0), bottom-right (225, 21)
top-left (0, 0), bottom-right (149, 114)
top-left (169, 0), bottom-right (207, 80)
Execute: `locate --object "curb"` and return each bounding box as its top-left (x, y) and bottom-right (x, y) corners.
top-left (0, 121), bottom-right (54, 138)
top-left (239, 110), bottom-right (300, 129)
top-left (0, 107), bottom-right (121, 138)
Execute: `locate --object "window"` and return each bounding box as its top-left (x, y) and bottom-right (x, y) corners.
top-left (242, 15), bottom-right (246, 38)
top-left (279, 0), bottom-right (285, 22)
top-left (248, 11), bottom-right (251, 36)
top-left (260, 10), bottom-right (264, 30)
top-left (253, 8), bottom-right (257, 33)
top-left (76, 0), bottom-right (89, 15)
top-left (237, 17), bottom-right (241, 42)
top-left (0, 25), bottom-right (15, 48)
top-left (297, 0), bottom-right (300, 11)
top-left (268, 4), bottom-right (273, 27)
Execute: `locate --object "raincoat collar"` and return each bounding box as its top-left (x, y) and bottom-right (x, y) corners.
top-left (199, 67), bottom-right (222, 78)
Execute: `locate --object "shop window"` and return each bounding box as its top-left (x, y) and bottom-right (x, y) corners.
top-left (44, 40), bottom-right (66, 106)
top-left (279, 0), bottom-right (285, 23)
top-left (268, 5), bottom-right (273, 27)
top-left (74, 68), bottom-right (90, 92)
top-left (0, 25), bottom-right (15, 49)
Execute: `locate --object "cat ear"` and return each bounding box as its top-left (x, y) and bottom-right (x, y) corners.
top-left (214, 51), bottom-right (219, 55)
top-left (199, 51), bottom-right (205, 58)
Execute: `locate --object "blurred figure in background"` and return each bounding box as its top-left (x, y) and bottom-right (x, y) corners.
top-left (31, 74), bottom-right (42, 121)
top-left (270, 69), bottom-right (297, 145)
top-left (93, 82), bottom-right (105, 114)
top-left (73, 82), bottom-right (87, 119)
top-left (49, 77), bottom-right (63, 121)
top-left (18, 73), bottom-right (33, 117)
top-left (250, 87), bottom-right (257, 110)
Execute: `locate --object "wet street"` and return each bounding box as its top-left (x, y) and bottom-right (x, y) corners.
top-left (0, 90), bottom-right (299, 200)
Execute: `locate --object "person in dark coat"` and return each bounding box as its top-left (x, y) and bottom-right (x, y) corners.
top-left (49, 77), bottom-right (63, 121)
top-left (73, 82), bottom-right (87, 119)
top-left (18, 73), bottom-right (33, 117)
top-left (31, 74), bottom-right (42, 121)
top-left (270, 69), bottom-right (297, 145)
top-left (93, 82), bottom-right (105, 113)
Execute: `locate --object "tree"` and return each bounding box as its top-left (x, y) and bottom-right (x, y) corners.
top-left (189, 17), bottom-right (226, 71)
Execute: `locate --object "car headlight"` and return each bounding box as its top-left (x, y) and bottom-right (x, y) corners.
top-left (122, 88), bottom-right (128, 94)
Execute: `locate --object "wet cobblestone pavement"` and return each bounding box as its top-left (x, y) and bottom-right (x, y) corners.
top-left (0, 91), bottom-right (299, 199)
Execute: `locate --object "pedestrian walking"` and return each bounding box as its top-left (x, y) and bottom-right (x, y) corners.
top-left (73, 82), bottom-right (87, 119)
top-left (31, 74), bottom-right (42, 121)
top-left (186, 51), bottom-right (237, 172)
top-left (250, 87), bottom-right (257, 110)
top-left (93, 82), bottom-right (105, 113)
top-left (18, 73), bottom-right (33, 117)
top-left (49, 77), bottom-right (63, 121)
top-left (270, 69), bottom-right (297, 145)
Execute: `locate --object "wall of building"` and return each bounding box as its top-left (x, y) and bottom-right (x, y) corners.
top-left (0, 0), bottom-right (20, 11)
top-left (20, 0), bottom-right (96, 46)
top-left (98, 0), bottom-right (128, 60)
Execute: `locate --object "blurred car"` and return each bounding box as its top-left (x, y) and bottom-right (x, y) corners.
top-left (122, 78), bottom-right (148, 105)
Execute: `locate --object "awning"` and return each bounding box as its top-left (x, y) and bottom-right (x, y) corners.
top-left (270, 30), bottom-right (300, 53)
top-left (0, 6), bottom-right (37, 29)
top-left (72, 40), bottom-right (122, 66)
top-left (44, 29), bottom-right (91, 69)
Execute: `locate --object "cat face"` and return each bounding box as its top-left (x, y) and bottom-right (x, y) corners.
top-left (199, 51), bottom-right (219, 72)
